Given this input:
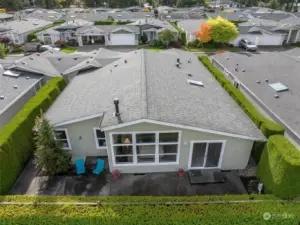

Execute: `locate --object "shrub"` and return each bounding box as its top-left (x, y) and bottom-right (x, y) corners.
top-left (0, 78), bottom-right (66, 194)
top-left (260, 117), bottom-right (285, 138)
top-left (257, 135), bottom-right (300, 197)
top-left (170, 22), bottom-right (186, 45)
top-left (55, 40), bottom-right (67, 48)
top-left (151, 40), bottom-right (167, 49)
top-left (169, 40), bottom-right (181, 48)
top-left (9, 44), bottom-right (24, 53)
top-left (0, 36), bottom-right (9, 44)
top-left (27, 33), bottom-right (37, 42)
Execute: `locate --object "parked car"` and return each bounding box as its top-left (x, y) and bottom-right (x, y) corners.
top-left (239, 39), bottom-right (257, 51)
top-left (39, 45), bottom-right (61, 52)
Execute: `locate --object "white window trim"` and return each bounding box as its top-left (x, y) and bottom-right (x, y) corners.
top-left (110, 131), bottom-right (181, 167)
top-left (54, 128), bottom-right (72, 150)
top-left (188, 140), bottom-right (226, 170)
top-left (93, 127), bottom-right (107, 150)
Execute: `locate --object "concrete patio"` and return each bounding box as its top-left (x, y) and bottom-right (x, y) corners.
top-left (10, 160), bottom-right (247, 196)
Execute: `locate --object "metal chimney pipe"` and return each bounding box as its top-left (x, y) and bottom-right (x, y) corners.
top-left (114, 98), bottom-right (120, 116)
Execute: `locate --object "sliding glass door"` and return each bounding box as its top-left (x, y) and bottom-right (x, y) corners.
top-left (189, 141), bottom-right (224, 169)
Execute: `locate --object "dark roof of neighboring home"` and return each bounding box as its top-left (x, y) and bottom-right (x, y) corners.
top-left (129, 18), bottom-right (178, 32)
top-left (243, 7), bottom-right (285, 14)
top-left (46, 49), bottom-right (264, 141)
top-left (63, 12), bottom-right (108, 22)
top-left (17, 8), bottom-right (63, 22)
top-left (207, 12), bottom-right (248, 21)
top-left (54, 19), bottom-right (93, 31)
top-left (213, 50), bottom-right (300, 142)
top-left (5, 48), bottom-right (124, 77)
top-left (0, 13), bottom-right (14, 20)
top-left (249, 13), bottom-right (291, 21)
top-left (107, 11), bottom-right (154, 21)
top-left (177, 19), bottom-right (207, 34)
top-left (278, 16), bottom-right (300, 27)
top-left (0, 70), bottom-right (41, 114)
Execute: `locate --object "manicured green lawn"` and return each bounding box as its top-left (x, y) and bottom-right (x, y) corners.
top-left (0, 195), bottom-right (299, 225)
top-left (138, 46), bottom-right (164, 52)
top-left (61, 47), bottom-right (77, 53)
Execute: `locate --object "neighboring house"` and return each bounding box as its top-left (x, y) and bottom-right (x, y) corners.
top-left (249, 12), bottom-right (291, 21)
top-left (232, 18), bottom-right (300, 46)
top-left (209, 0), bottom-right (238, 8)
top-left (17, 8), bottom-right (64, 22)
top-left (75, 25), bottom-right (140, 46)
top-left (0, 47), bottom-right (124, 128)
top-left (107, 12), bottom-right (154, 22)
top-left (177, 19), bottom-right (207, 42)
top-left (37, 19), bottom-right (93, 45)
top-left (207, 12), bottom-right (248, 21)
top-left (46, 49), bottom-right (264, 173)
top-left (129, 18), bottom-right (178, 41)
top-left (0, 18), bottom-right (53, 44)
top-left (212, 49), bottom-right (300, 146)
top-left (0, 66), bottom-right (43, 128)
top-left (0, 13), bottom-right (14, 22)
top-left (4, 48), bottom-right (124, 81)
top-left (160, 7), bottom-right (208, 21)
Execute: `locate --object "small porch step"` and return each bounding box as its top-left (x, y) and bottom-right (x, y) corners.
top-left (188, 169), bottom-right (225, 184)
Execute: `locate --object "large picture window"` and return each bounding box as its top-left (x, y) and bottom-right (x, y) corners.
top-left (111, 131), bottom-right (180, 165)
top-left (54, 129), bottom-right (71, 150)
top-left (94, 128), bottom-right (107, 149)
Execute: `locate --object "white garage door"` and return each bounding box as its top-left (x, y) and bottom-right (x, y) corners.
top-left (110, 34), bottom-right (135, 45)
top-left (257, 35), bottom-right (283, 46)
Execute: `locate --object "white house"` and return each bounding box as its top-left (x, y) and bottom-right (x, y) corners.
top-left (46, 49), bottom-right (265, 174)
top-left (0, 18), bottom-right (53, 44)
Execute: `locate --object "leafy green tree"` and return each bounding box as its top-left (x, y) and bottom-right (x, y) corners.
top-left (159, 29), bottom-right (174, 47)
top-left (268, 0), bottom-right (280, 9)
top-left (34, 115), bottom-right (71, 175)
top-left (0, 0), bottom-right (23, 10)
top-left (258, 1), bottom-right (265, 7)
top-left (0, 44), bottom-right (7, 59)
top-left (207, 17), bottom-right (239, 44)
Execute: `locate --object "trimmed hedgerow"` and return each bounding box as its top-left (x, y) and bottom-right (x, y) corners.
top-left (0, 197), bottom-right (299, 224)
top-left (0, 78), bottom-right (66, 195)
top-left (257, 135), bottom-right (300, 197)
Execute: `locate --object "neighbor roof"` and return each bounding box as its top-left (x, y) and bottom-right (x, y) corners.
top-left (76, 25), bottom-right (140, 34)
top-left (46, 49), bottom-right (264, 140)
top-left (0, 70), bottom-right (41, 114)
top-left (177, 19), bottom-right (207, 34)
top-left (5, 48), bottom-right (124, 77)
top-left (213, 51), bottom-right (300, 141)
top-left (0, 18), bottom-right (52, 34)
top-left (129, 18), bottom-right (178, 32)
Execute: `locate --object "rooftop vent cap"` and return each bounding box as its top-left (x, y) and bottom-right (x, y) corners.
top-left (188, 73), bottom-right (192, 77)
top-left (26, 76), bottom-right (30, 79)
top-left (226, 57), bottom-right (229, 60)
top-left (256, 80), bottom-right (260, 83)
top-left (86, 61), bottom-right (89, 63)
top-left (113, 98), bottom-right (120, 116)
top-left (0, 95), bottom-right (5, 100)
top-left (265, 79), bottom-right (269, 82)
top-left (13, 85), bottom-right (18, 89)
top-left (177, 58), bottom-right (181, 63)
top-left (58, 57), bottom-right (61, 61)
top-left (242, 69), bottom-right (246, 72)
top-left (187, 79), bottom-right (204, 87)
top-left (22, 61), bottom-right (27, 65)
top-left (30, 57), bottom-right (34, 60)
top-left (114, 63), bottom-right (118, 67)
top-left (74, 57), bottom-right (78, 60)
top-left (176, 63), bottom-right (180, 68)
top-left (124, 60), bottom-right (127, 63)
top-left (37, 53), bottom-right (40, 56)
top-left (274, 94), bottom-right (279, 98)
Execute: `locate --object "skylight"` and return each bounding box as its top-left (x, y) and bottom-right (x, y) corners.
top-left (3, 70), bottom-right (20, 77)
top-left (187, 79), bottom-right (204, 87)
top-left (268, 82), bottom-right (289, 92)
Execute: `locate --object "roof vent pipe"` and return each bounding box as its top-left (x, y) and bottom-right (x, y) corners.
top-left (124, 60), bottom-right (127, 63)
top-left (176, 63), bottom-right (180, 68)
top-left (265, 79), bottom-right (269, 82)
top-left (177, 58), bottom-right (181, 64)
top-left (114, 98), bottom-right (120, 116)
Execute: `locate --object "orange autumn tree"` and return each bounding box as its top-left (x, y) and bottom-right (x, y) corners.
top-left (196, 23), bottom-right (212, 47)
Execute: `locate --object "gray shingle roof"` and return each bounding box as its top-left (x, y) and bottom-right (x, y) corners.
top-left (213, 51), bottom-right (300, 141)
top-left (46, 49), bottom-right (264, 140)
top-left (0, 71), bottom-right (41, 114)
top-left (76, 25), bottom-right (140, 34)
top-left (177, 19), bottom-right (207, 34)
top-left (129, 18), bottom-right (178, 32)
top-left (0, 18), bottom-right (53, 34)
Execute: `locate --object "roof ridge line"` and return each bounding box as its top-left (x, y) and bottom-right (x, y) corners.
top-left (141, 49), bottom-right (148, 119)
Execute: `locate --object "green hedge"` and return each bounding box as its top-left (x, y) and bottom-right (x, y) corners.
top-left (0, 196), bottom-right (299, 224)
top-left (170, 22), bottom-right (186, 45)
top-left (0, 78), bottom-right (66, 195)
top-left (257, 135), bottom-right (300, 197)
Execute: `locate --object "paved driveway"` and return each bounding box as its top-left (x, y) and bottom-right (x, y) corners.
top-left (10, 160), bottom-right (247, 196)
